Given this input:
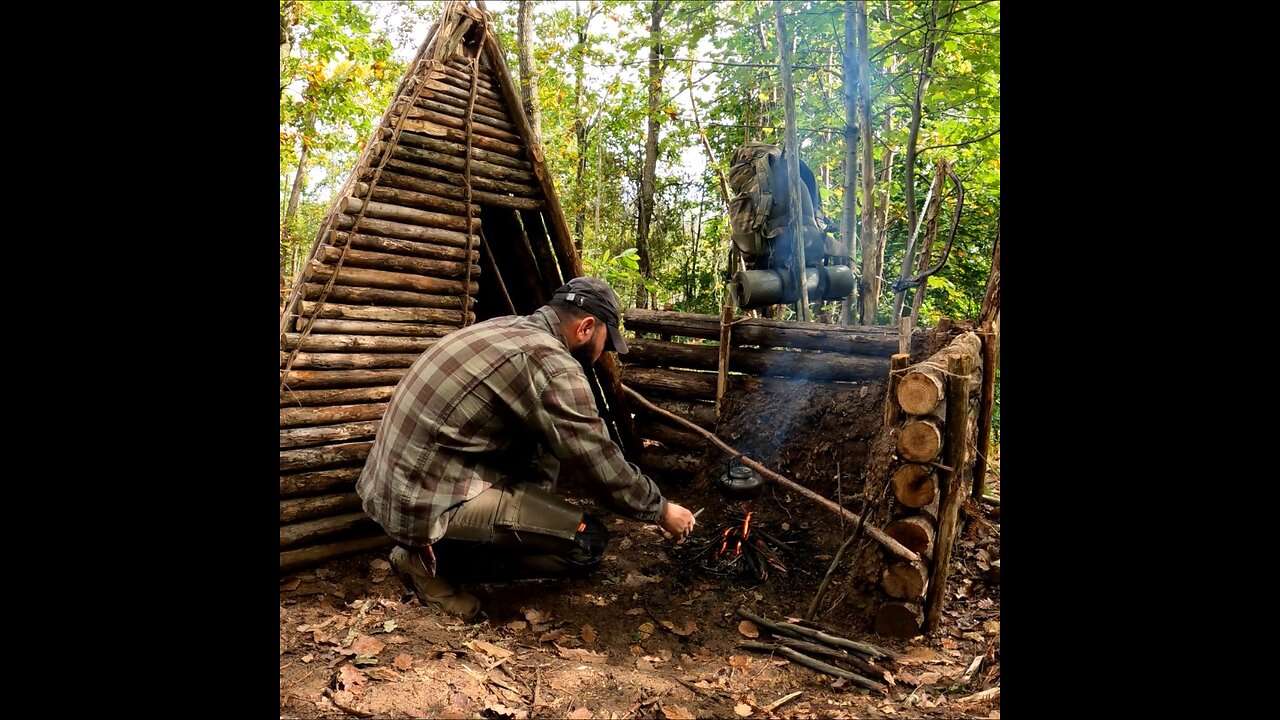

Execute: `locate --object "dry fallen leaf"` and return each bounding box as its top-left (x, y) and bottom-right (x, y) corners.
top-left (484, 700), bottom-right (529, 719)
top-left (738, 620), bottom-right (759, 638)
top-left (472, 640), bottom-right (514, 659)
top-left (280, 577), bottom-right (301, 591)
top-left (984, 620), bottom-right (1000, 635)
top-left (662, 705), bottom-right (696, 720)
top-left (636, 622), bottom-right (655, 641)
top-left (582, 625), bottom-right (597, 644)
top-left (963, 631), bottom-right (985, 643)
top-left (539, 630), bottom-right (565, 643)
top-left (524, 608), bottom-right (551, 625)
top-left (977, 598), bottom-right (994, 610)
top-left (393, 654), bottom-right (413, 670)
top-left (734, 703), bottom-right (754, 717)
top-left (505, 620), bottom-right (528, 632)
top-left (918, 671), bottom-right (942, 685)
top-left (626, 608), bottom-right (645, 615)
top-left (348, 635), bottom-right (386, 657)
top-left (672, 619), bottom-right (697, 636)
top-left (338, 664), bottom-right (366, 694)
top-left (365, 667), bottom-right (400, 682)
top-left (941, 638), bottom-right (960, 650)
top-left (556, 644), bottom-right (608, 663)
top-left (567, 709), bottom-right (594, 719)
top-left (728, 654), bottom-right (752, 668)
top-left (899, 647), bottom-right (939, 665)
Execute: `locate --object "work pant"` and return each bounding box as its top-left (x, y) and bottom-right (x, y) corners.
top-left (430, 481), bottom-right (609, 583)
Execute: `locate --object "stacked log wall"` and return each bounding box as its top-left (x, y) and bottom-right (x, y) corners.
top-left (621, 309), bottom-right (902, 480)
top-left (279, 7), bottom-right (539, 574)
top-left (874, 331), bottom-right (983, 638)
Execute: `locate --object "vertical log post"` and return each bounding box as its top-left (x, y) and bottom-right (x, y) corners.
top-left (923, 354), bottom-right (971, 633)
top-left (716, 304), bottom-right (734, 418)
top-left (973, 320), bottom-right (999, 499)
top-left (885, 353), bottom-right (911, 427)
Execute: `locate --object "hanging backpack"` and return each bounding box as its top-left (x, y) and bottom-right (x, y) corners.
top-left (727, 142), bottom-right (837, 271)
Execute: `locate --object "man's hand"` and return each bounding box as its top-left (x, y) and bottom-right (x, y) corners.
top-left (659, 502), bottom-right (696, 542)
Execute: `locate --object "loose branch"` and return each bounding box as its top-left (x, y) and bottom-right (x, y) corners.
top-left (735, 607), bottom-right (898, 660)
top-left (739, 641), bottom-right (886, 692)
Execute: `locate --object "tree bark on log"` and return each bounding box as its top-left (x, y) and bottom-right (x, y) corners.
top-left (884, 516), bottom-right (936, 558)
top-left (389, 105), bottom-right (526, 157)
top-left (280, 492), bottom-right (363, 523)
top-left (874, 601), bottom-right (923, 639)
top-left (923, 355), bottom-right (973, 634)
top-left (281, 369), bottom-right (406, 390)
top-left (881, 560), bottom-right (929, 600)
top-left (306, 259), bottom-right (478, 296)
top-left (897, 419), bottom-right (942, 462)
top-left (371, 141), bottom-right (534, 183)
top-left (281, 351), bottom-right (422, 370)
top-left (343, 196), bottom-right (483, 233)
top-left (279, 441), bottom-right (373, 472)
top-left (418, 75), bottom-right (506, 109)
top-left (334, 212), bottom-right (481, 247)
top-left (282, 333), bottom-right (437, 354)
top-left (974, 317), bottom-right (999, 499)
top-left (392, 103), bottom-right (522, 144)
top-left (353, 182), bottom-right (479, 217)
top-left (624, 309), bottom-right (899, 356)
top-left (280, 386), bottom-right (397, 407)
top-left (327, 226), bottom-right (482, 262)
top-left (402, 93), bottom-right (519, 133)
top-left (885, 353), bottom-right (911, 427)
top-left (292, 317), bottom-right (459, 338)
top-left (317, 245), bottom-right (480, 281)
top-left (896, 332), bottom-right (981, 415)
top-left (364, 157), bottom-right (540, 197)
top-left (280, 466), bottom-right (363, 498)
top-left (279, 512), bottom-right (379, 550)
top-left (634, 398), bottom-right (716, 430)
top-left (298, 300), bottom-right (471, 325)
top-left (280, 533), bottom-right (393, 573)
top-left (435, 61), bottom-right (498, 91)
top-left (280, 420), bottom-right (381, 449)
top-left (364, 167), bottom-right (542, 210)
top-left (622, 366), bottom-right (718, 400)
top-left (625, 338), bottom-right (889, 383)
top-left (891, 464), bottom-right (938, 508)
top-left (280, 402), bottom-right (389, 428)
top-left (303, 282), bottom-right (470, 311)
top-left (630, 387), bottom-right (920, 563)
top-left (380, 123), bottom-right (527, 160)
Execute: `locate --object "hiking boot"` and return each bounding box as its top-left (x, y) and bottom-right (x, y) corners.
top-left (389, 546), bottom-right (481, 620)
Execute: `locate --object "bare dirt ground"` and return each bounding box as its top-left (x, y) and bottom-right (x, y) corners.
top-left (280, 369), bottom-right (1000, 719)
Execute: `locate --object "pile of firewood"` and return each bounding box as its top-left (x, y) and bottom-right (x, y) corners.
top-left (736, 608), bottom-right (900, 692)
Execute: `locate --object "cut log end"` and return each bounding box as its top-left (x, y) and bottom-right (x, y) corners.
top-left (874, 601), bottom-right (924, 639)
top-left (891, 464), bottom-right (937, 508)
top-left (884, 516), bottom-right (936, 558)
top-left (881, 560), bottom-right (929, 600)
top-left (897, 370), bottom-right (944, 415)
top-left (897, 419), bottom-right (942, 463)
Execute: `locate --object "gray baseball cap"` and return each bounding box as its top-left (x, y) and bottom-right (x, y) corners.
top-left (551, 276), bottom-right (629, 354)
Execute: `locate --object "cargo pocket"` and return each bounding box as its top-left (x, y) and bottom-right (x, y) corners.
top-left (494, 482), bottom-right (583, 542)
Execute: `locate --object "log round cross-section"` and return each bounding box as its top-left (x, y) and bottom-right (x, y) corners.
top-left (891, 464), bottom-right (937, 507)
top-left (874, 601), bottom-right (924, 639)
top-left (897, 419), bottom-right (942, 462)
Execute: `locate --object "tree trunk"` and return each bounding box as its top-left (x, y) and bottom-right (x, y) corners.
top-left (902, 3), bottom-right (939, 276)
top-left (854, 2), bottom-right (877, 324)
top-left (282, 109), bottom-right (315, 279)
top-left (280, 1), bottom-right (294, 97)
top-left (897, 419), bottom-right (942, 463)
top-left (840, 0), bottom-right (859, 325)
top-left (517, 0), bottom-right (541, 141)
top-left (908, 161), bottom-right (948, 324)
top-left (774, 0), bottom-right (810, 322)
top-left (571, 2), bottom-right (594, 251)
top-left (636, 0), bottom-right (665, 309)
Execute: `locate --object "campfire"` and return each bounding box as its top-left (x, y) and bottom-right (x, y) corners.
top-left (679, 508), bottom-right (789, 583)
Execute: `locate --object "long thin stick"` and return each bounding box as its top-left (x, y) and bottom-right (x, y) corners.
top-left (739, 642), bottom-right (884, 692)
top-left (624, 384), bottom-right (919, 563)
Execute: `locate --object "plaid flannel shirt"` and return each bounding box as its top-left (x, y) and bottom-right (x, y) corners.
top-left (356, 306), bottom-right (667, 547)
